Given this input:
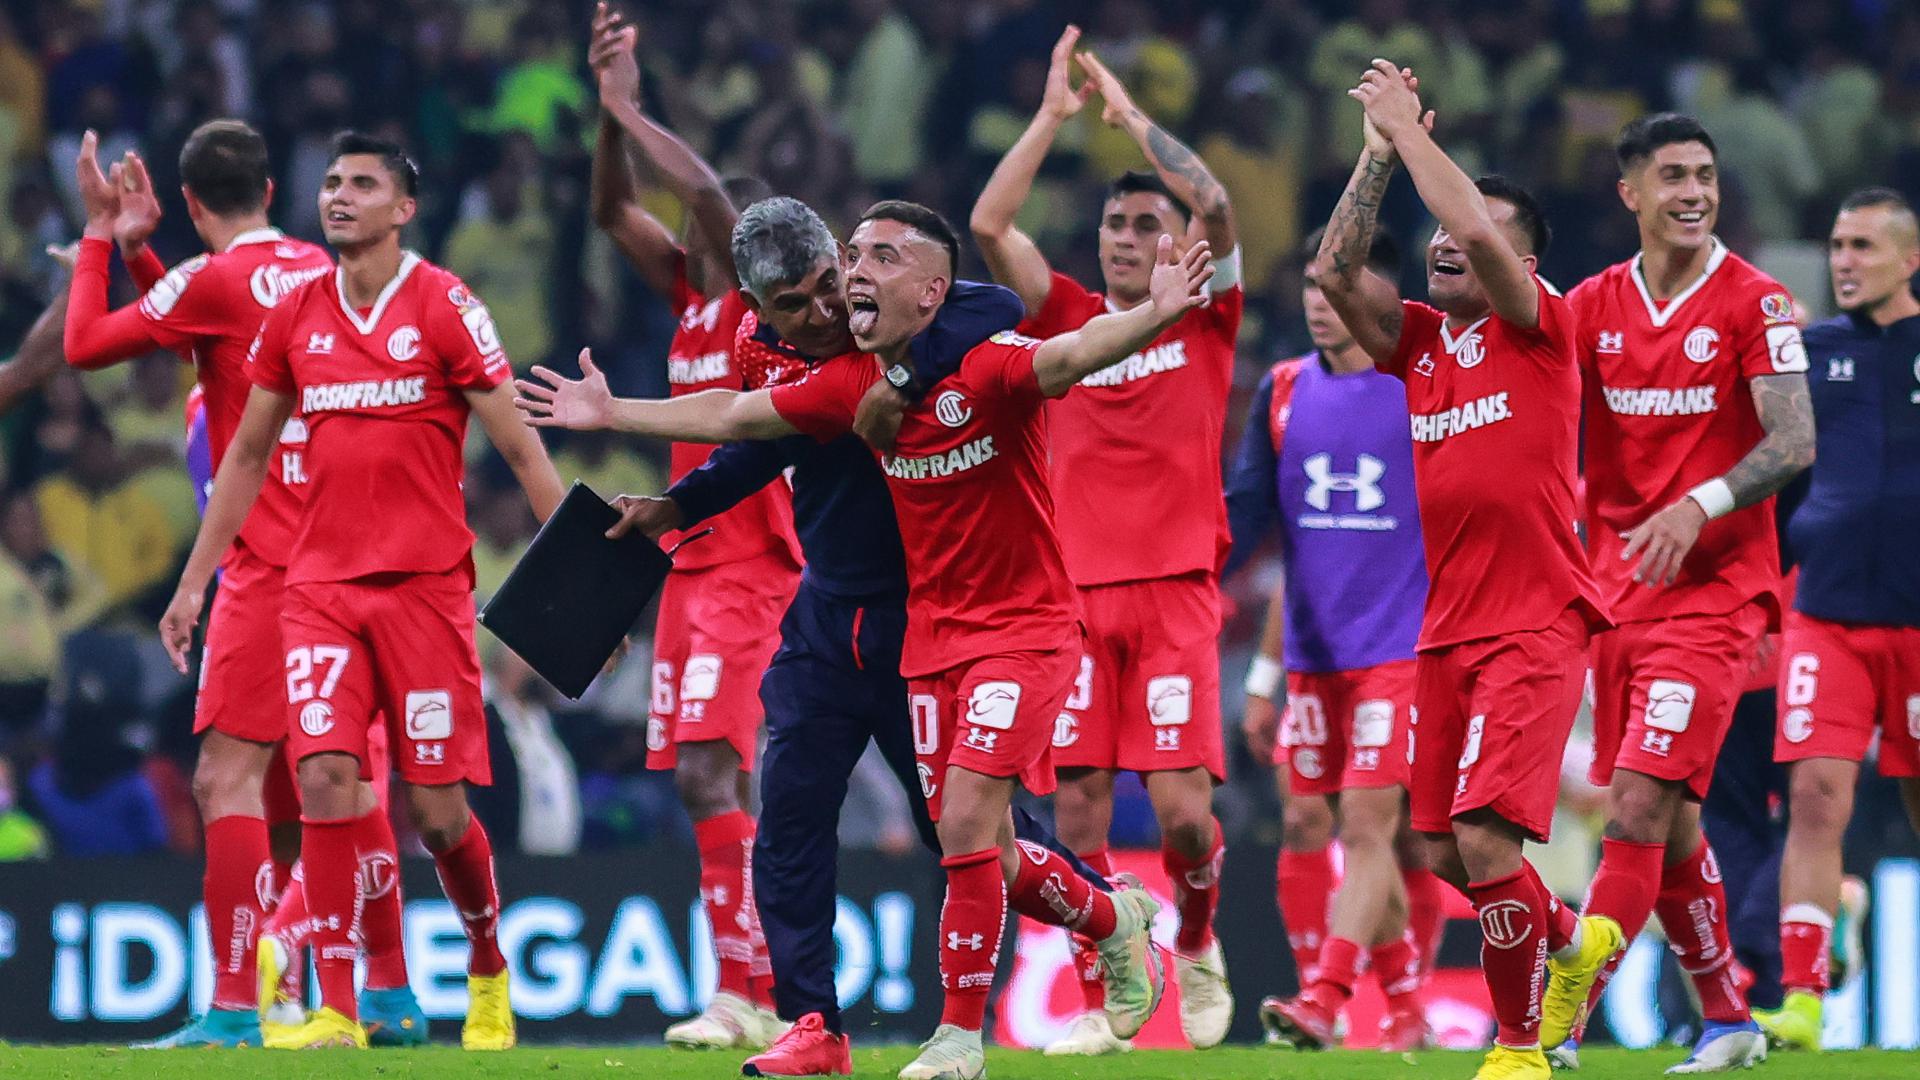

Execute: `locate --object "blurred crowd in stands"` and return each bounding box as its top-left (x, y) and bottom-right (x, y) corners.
top-left (1, 0), bottom-right (1915, 861)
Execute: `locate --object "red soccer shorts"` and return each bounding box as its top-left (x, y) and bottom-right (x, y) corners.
top-left (196, 547), bottom-right (294, 744)
top-left (280, 568), bottom-right (490, 787)
top-left (1774, 611), bottom-right (1920, 777)
top-left (1409, 607), bottom-right (1590, 842)
top-left (1051, 573), bottom-right (1224, 780)
top-left (909, 646), bottom-right (1079, 821)
top-left (1590, 601), bottom-right (1768, 799)
top-left (646, 559), bottom-right (798, 772)
top-left (1278, 659), bottom-right (1418, 795)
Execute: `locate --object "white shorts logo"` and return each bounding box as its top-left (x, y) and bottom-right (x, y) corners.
top-left (1642, 730), bottom-right (1675, 756)
top-left (1353, 700), bottom-right (1394, 749)
top-left (405, 689), bottom-right (453, 741)
top-left (1908, 695), bottom-right (1920, 740)
top-left (917, 762), bottom-right (936, 799)
top-left (1052, 713), bottom-right (1079, 748)
top-left (1292, 747), bottom-right (1324, 780)
top-left (1458, 714), bottom-right (1485, 769)
top-left (1783, 707), bottom-right (1814, 744)
top-left (967, 682), bottom-right (1021, 731)
top-left (646, 716), bottom-right (668, 752)
top-left (1147, 675), bottom-right (1192, 726)
top-left (386, 324), bottom-right (421, 361)
top-left (681, 655), bottom-right (722, 703)
top-left (299, 700), bottom-right (335, 737)
top-left (1644, 679), bottom-right (1697, 733)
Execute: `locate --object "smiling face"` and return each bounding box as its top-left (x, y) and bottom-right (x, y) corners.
top-left (318, 153), bottom-right (416, 250)
top-left (1829, 203), bottom-right (1920, 314)
top-left (1425, 198), bottom-right (1534, 317)
top-left (1098, 190), bottom-right (1184, 305)
top-left (843, 217), bottom-right (951, 355)
top-left (751, 255), bottom-right (855, 359)
top-left (1620, 141), bottom-right (1718, 254)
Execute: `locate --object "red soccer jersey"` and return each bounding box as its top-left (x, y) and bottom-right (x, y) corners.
top-left (767, 332), bottom-right (1079, 676)
top-left (247, 253), bottom-right (510, 585)
top-left (661, 268), bottom-right (800, 570)
top-left (1382, 279), bottom-right (1609, 650)
top-left (73, 230), bottom-right (332, 566)
top-left (1018, 269), bottom-right (1243, 585)
top-left (1569, 240), bottom-right (1806, 628)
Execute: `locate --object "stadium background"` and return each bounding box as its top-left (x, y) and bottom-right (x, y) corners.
top-left (0, 0), bottom-right (1916, 1051)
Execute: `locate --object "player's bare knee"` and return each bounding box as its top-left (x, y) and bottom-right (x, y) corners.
top-left (674, 747), bottom-right (743, 821)
top-left (1283, 796), bottom-right (1334, 851)
top-left (1787, 763), bottom-right (1854, 836)
top-left (1419, 832), bottom-right (1468, 891)
top-left (1338, 788), bottom-right (1401, 849)
top-left (1605, 771), bottom-right (1681, 843)
top-left (295, 752), bottom-right (359, 818)
top-left (404, 784), bottom-right (472, 851)
top-left (1451, 810), bottom-right (1525, 882)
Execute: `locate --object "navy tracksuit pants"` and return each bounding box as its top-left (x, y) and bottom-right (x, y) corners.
top-left (1700, 687), bottom-right (1787, 1010)
top-left (752, 581), bottom-right (1105, 1027)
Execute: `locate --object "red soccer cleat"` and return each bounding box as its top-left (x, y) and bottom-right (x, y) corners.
top-left (1259, 985), bottom-right (1343, 1050)
top-left (740, 1013), bottom-right (852, 1077)
top-left (1377, 1005), bottom-right (1431, 1053)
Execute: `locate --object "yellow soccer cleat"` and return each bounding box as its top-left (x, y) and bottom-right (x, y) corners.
top-left (1754, 989), bottom-right (1822, 1051)
top-left (1471, 1043), bottom-right (1552, 1079)
top-left (1540, 915), bottom-right (1624, 1049)
top-left (462, 971), bottom-right (517, 1051)
top-left (265, 1006), bottom-right (366, 1050)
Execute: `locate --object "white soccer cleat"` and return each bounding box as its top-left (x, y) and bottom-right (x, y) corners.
top-left (1043, 1011), bottom-right (1131, 1056)
top-left (898, 1024), bottom-right (986, 1080)
top-left (1095, 876), bottom-right (1166, 1040)
top-left (664, 991), bottom-right (770, 1050)
top-left (749, 1003), bottom-right (790, 1050)
top-left (1665, 1020), bottom-right (1767, 1074)
top-left (1174, 938), bottom-right (1233, 1049)
top-left (1545, 1040), bottom-right (1581, 1071)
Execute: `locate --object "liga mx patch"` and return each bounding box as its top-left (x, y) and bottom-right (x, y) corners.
top-left (405, 689), bottom-right (453, 740)
top-left (681, 655), bottom-right (722, 703)
top-left (1353, 700), bottom-right (1394, 748)
top-left (967, 682), bottom-right (1021, 730)
top-left (1147, 675), bottom-right (1192, 726)
top-left (1644, 679), bottom-right (1697, 733)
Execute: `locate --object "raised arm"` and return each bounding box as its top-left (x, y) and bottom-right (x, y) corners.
top-left (968, 24), bottom-right (1092, 314)
top-left (467, 380), bottom-right (565, 523)
top-left (1306, 133), bottom-right (1407, 363)
top-left (515, 349), bottom-right (797, 443)
top-left (1078, 50), bottom-right (1236, 255)
top-left (0, 290), bottom-right (70, 415)
top-left (159, 384), bottom-right (292, 670)
top-left (1032, 236), bottom-right (1213, 397)
top-left (1354, 60), bottom-right (1538, 328)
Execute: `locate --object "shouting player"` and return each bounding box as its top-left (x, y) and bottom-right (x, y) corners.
top-left (1308, 63), bottom-right (1612, 1080)
top-left (587, 7), bottom-right (790, 1048)
top-left (60, 122), bottom-right (421, 1047)
top-left (519, 200), bottom-right (1201, 1080)
top-left (159, 131), bottom-right (563, 1051)
top-left (1757, 187), bottom-right (1920, 1050)
top-left (967, 27), bottom-right (1238, 1051)
top-left (1226, 227), bottom-right (1443, 1052)
top-left (1550, 113), bottom-right (1814, 1073)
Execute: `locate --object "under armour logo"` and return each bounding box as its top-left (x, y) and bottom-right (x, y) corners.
top-left (1302, 452), bottom-right (1386, 512)
top-left (947, 932), bottom-right (985, 951)
top-left (1597, 330), bottom-right (1624, 353)
top-left (1155, 727), bottom-right (1181, 751)
top-left (1828, 357), bottom-right (1854, 382)
top-left (307, 332), bottom-right (335, 354)
top-left (963, 727), bottom-right (998, 751)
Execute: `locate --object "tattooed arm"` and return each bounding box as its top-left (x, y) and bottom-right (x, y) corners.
top-left (1306, 139), bottom-right (1405, 364)
top-left (1079, 51), bottom-right (1236, 256)
top-left (1618, 372), bottom-right (1815, 586)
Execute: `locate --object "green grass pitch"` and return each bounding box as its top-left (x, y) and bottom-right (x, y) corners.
top-left (0, 1045), bottom-right (1913, 1079)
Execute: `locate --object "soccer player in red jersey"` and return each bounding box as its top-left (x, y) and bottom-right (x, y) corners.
top-left (1548, 113), bottom-right (1815, 1072)
top-left (518, 200), bottom-right (1208, 1080)
top-left (1308, 63), bottom-right (1612, 1080)
top-left (586, 8), bottom-right (791, 1047)
top-left (59, 122), bottom-right (418, 1047)
top-left (158, 131), bottom-right (564, 1051)
top-left (967, 28), bottom-right (1240, 1050)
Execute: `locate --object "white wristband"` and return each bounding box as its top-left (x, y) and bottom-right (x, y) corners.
top-left (1685, 478), bottom-right (1737, 520)
top-left (1244, 655), bottom-right (1283, 700)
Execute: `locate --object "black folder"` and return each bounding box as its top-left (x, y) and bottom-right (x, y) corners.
top-left (477, 482), bottom-right (675, 699)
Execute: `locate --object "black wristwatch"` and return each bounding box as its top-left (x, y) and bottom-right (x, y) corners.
top-left (883, 363), bottom-right (913, 390)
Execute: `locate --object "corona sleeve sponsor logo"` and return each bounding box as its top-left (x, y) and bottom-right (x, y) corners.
top-left (1409, 392), bottom-right (1512, 442)
top-left (881, 436), bottom-right (997, 479)
top-left (301, 377), bottom-right (429, 413)
top-left (138, 255), bottom-right (209, 319)
top-left (249, 263), bottom-right (329, 308)
top-left (1767, 324), bottom-right (1809, 373)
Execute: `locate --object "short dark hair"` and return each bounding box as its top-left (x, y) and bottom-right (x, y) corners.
top-left (327, 130), bottom-right (419, 197)
top-left (1616, 113), bottom-right (1718, 174)
top-left (1475, 175), bottom-right (1551, 258)
top-left (1838, 186), bottom-right (1914, 216)
top-left (179, 120), bottom-right (270, 216)
top-left (859, 199), bottom-right (960, 276)
top-left (1106, 170), bottom-right (1191, 225)
top-left (1301, 224), bottom-right (1401, 277)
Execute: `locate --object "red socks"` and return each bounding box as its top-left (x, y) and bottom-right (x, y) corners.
top-left (1162, 820), bottom-right (1224, 955)
top-left (301, 817), bottom-right (363, 1019)
top-left (1278, 846), bottom-right (1335, 983)
top-left (1780, 903), bottom-right (1833, 994)
top-left (694, 810), bottom-right (764, 1001)
top-left (1655, 838), bottom-right (1747, 1022)
top-left (204, 815), bottom-right (270, 1011)
top-left (432, 816), bottom-right (505, 977)
top-left (1584, 837), bottom-right (1665, 942)
top-left (1069, 848), bottom-right (1112, 1012)
top-left (1469, 865), bottom-right (1550, 1048)
top-left (1403, 866), bottom-right (1447, 974)
top-left (354, 807), bottom-right (409, 991)
top-left (938, 848), bottom-right (1007, 1031)
top-left (1315, 936), bottom-right (1364, 997)
top-left (1370, 929), bottom-right (1422, 1004)
top-left (1007, 840), bottom-right (1118, 940)
top-left (1524, 860), bottom-right (1579, 955)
